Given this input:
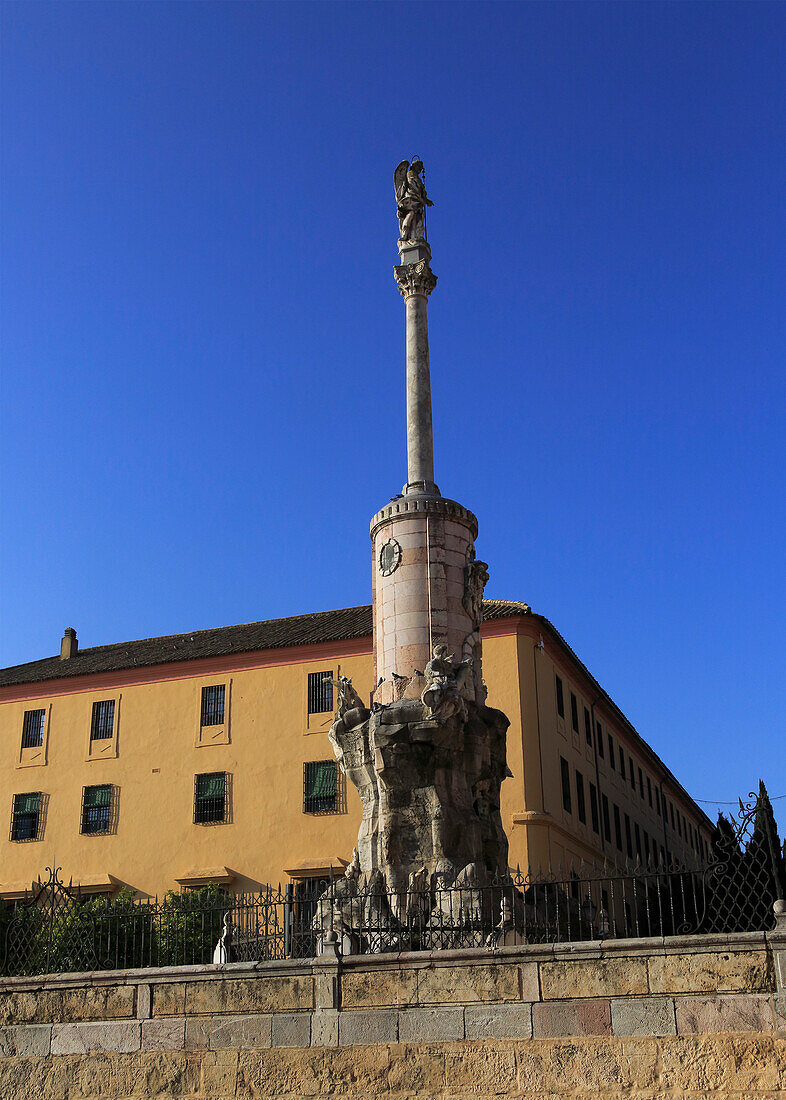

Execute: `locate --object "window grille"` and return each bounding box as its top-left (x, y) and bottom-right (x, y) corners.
top-left (570, 693), bottom-right (579, 733)
top-left (11, 792), bottom-right (41, 841)
top-left (575, 770), bottom-right (586, 824)
top-left (90, 700), bottom-right (115, 741)
top-left (583, 708), bottom-right (592, 746)
top-left (303, 760), bottom-right (338, 814)
top-left (560, 757), bottom-right (571, 814)
top-left (21, 709), bottom-right (45, 749)
top-left (194, 772), bottom-right (227, 824)
top-left (555, 676), bottom-right (564, 718)
top-left (307, 672), bottom-right (333, 715)
top-left (200, 685), bottom-right (225, 726)
top-left (81, 785), bottom-right (113, 835)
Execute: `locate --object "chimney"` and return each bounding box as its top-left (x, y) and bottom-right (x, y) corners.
top-left (60, 627), bottom-right (78, 660)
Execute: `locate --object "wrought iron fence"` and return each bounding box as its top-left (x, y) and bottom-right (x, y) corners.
top-left (2, 788), bottom-right (782, 977)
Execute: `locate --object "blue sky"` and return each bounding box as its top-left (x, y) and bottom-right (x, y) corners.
top-left (2, 1), bottom-right (784, 817)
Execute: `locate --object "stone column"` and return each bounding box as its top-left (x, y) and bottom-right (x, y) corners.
top-left (395, 242), bottom-right (438, 496)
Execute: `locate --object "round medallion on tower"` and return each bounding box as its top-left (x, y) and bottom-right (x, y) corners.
top-left (378, 538), bottom-right (402, 576)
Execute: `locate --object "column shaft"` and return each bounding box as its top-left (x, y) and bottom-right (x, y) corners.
top-left (405, 293), bottom-right (435, 488)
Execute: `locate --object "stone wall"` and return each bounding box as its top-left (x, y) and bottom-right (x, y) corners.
top-left (1, 930), bottom-right (784, 1097)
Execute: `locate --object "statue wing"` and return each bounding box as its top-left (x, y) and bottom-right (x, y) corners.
top-left (394, 160), bottom-right (410, 203)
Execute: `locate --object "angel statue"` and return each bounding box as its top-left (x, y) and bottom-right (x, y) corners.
top-left (394, 158), bottom-right (433, 241)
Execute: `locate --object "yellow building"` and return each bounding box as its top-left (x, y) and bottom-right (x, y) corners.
top-left (0, 601), bottom-right (713, 901)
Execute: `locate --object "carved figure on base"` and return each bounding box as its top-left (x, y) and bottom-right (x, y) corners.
top-left (394, 158), bottom-right (433, 241)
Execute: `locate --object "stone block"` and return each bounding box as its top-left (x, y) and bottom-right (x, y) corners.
top-left (648, 950), bottom-right (771, 994)
top-left (610, 997), bottom-right (676, 1036)
top-left (675, 994), bottom-right (777, 1034)
top-left (464, 1002), bottom-right (533, 1039)
top-left (444, 1044), bottom-right (517, 1093)
top-left (540, 957), bottom-right (648, 999)
top-left (141, 1017), bottom-right (186, 1050)
top-left (0, 1023), bottom-right (52, 1056)
top-left (532, 998), bottom-right (612, 1037)
top-left (136, 983), bottom-right (152, 1019)
top-left (176, 976), bottom-right (313, 1016)
top-left (398, 1006), bottom-right (464, 1043)
top-left (311, 1009), bottom-right (339, 1047)
top-left (342, 967), bottom-right (418, 1008)
top-left (50, 1020), bottom-right (141, 1054)
top-left (0, 983), bottom-right (136, 1025)
top-left (209, 1013), bottom-right (272, 1049)
top-left (272, 1012), bottom-right (311, 1047)
top-left (338, 1007), bottom-right (398, 1045)
top-left (417, 962), bottom-right (521, 1005)
top-left (152, 982), bottom-right (186, 1017)
top-left (184, 1015), bottom-right (211, 1050)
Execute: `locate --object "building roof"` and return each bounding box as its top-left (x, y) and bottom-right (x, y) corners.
top-left (0, 598), bottom-right (714, 831)
top-left (0, 599), bottom-right (527, 687)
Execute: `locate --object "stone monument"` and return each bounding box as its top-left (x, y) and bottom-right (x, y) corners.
top-left (319, 161), bottom-right (511, 947)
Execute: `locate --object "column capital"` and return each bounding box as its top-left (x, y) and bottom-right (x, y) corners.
top-left (394, 259), bottom-right (438, 300)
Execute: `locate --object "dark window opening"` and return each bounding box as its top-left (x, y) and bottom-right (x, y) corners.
top-left (81, 785), bottom-right (112, 835)
top-left (575, 770), bottom-right (586, 824)
top-left (21, 709), bottom-right (45, 749)
top-left (601, 793), bottom-right (611, 842)
top-left (613, 804), bottom-right (622, 851)
top-left (644, 831), bottom-right (651, 864)
top-left (619, 753), bottom-right (625, 781)
top-left (201, 685), bottom-right (225, 726)
top-left (597, 720), bottom-right (604, 757)
top-left (589, 782), bottom-right (599, 834)
top-left (90, 700), bottom-right (115, 741)
top-left (656, 788), bottom-right (661, 815)
top-left (11, 792), bottom-right (40, 841)
top-left (638, 767), bottom-right (644, 798)
top-left (608, 735), bottom-right (614, 770)
top-left (194, 772), bottom-right (226, 824)
top-left (634, 822), bottom-right (641, 858)
top-left (307, 671), bottom-right (334, 715)
top-left (647, 776), bottom-right (652, 807)
top-left (560, 757), bottom-right (571, 814)
top-left (629, 757), bottom-right (635, 790)
top-left (624, 813), bottom-right (633, 858)
top-left (555, 676), bottom-right (565, 718)
top-left (583, 707), bottom-right (592, 746)
top-left (303, 760), bottom-right (338, 814)
top-left (570, 693), bottom-right (579, 733)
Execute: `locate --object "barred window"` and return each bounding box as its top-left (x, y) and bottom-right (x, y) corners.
top-left (307, 672), bottom-right (333, 715)
top-left (200, 685), bottom-right (225, 726)
top-left (194, 772), bottom-right (226, 824)
top-left (81, 785), bottom-right (112, 835)
top-left (303, 760), bottom-right (338, 814)
top-left (90, 700), bottom-right (115, 741)
top-left (560, 757), bottom-right (571, 814)
top-left (21, 709), bottom-right (45, 749)
top-left (555, 676), bottom-right (564, 718)
top-left (11, 792), bottom-right (41, 841)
